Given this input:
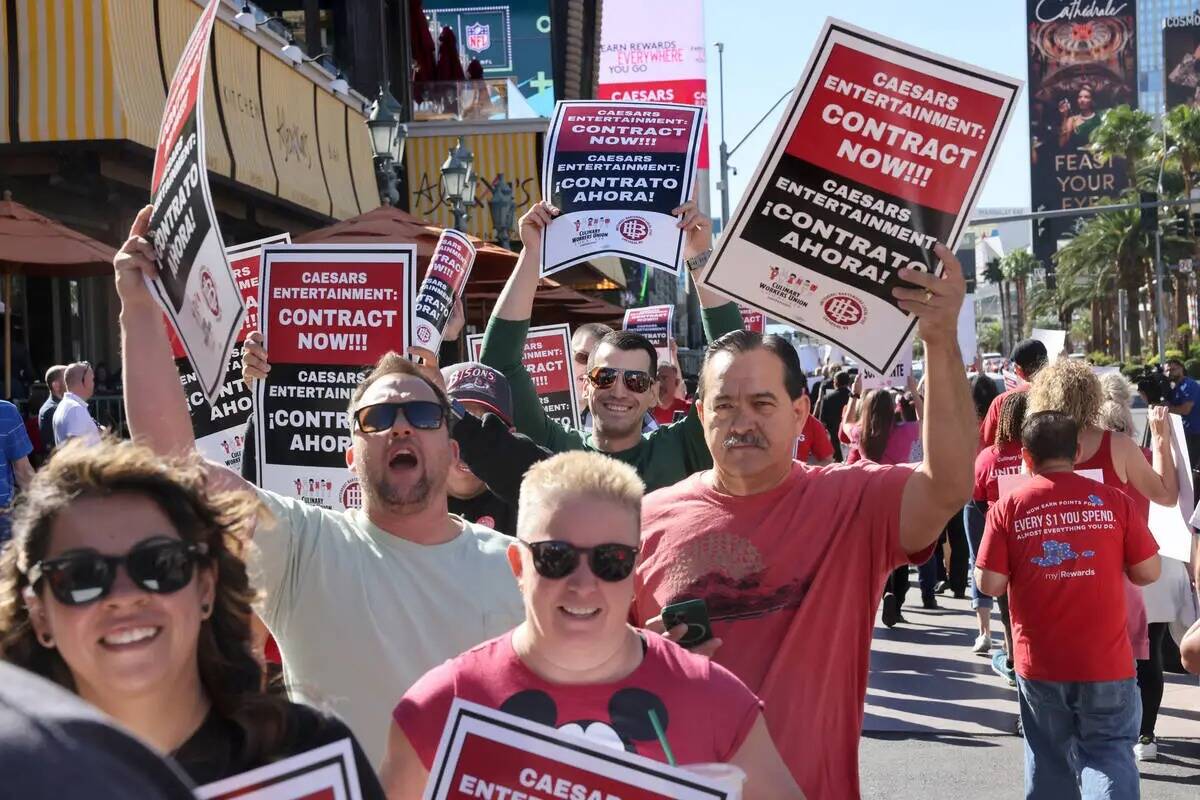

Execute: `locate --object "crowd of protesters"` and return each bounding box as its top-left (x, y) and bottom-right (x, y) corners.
top-left (0, 199), bottom-right (1198, 800)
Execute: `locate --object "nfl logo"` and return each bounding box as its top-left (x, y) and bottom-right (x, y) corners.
top-left (466, 22), bottom-right (489, 52)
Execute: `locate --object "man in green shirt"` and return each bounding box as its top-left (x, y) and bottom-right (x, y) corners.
top-left (480, 200), bottom-right (743, 492)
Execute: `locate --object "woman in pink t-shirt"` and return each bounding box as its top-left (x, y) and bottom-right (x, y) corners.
top-left (380, 452), bottom-right (803, 800)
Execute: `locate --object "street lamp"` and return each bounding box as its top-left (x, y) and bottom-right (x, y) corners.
top-left (488, 174), bottom-right (516, 249)
top-left (367, 88), bottom-right (403, 206)
top-left (441, 136), bottom-right (475, 231)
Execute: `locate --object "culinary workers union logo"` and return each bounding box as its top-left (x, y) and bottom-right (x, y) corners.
top-left (416, 326), bottom-right (432, 343)
top-left (617, 216), bottom-right (651, 243)
top-left (821, 293), bottom-right (866, 329)
top-left (466, 23), bottom-right (490, 52)
top-left (200, 268), bottom-right (221, 317)
top-left (341, 479), bottom-right (363, 509)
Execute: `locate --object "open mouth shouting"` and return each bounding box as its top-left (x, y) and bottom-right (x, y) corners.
top-left (387, 444), bottom-right (421, 471)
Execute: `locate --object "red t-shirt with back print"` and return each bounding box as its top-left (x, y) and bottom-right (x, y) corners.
top-left (973, 441), bottom-right (1024, 503)
top-left (976, 471), bottom-right (1159, 682)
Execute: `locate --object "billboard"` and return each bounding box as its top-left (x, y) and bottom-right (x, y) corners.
top-left (1164, 13), bottom-right (1200, 111)
top-left (1027, 0), bottom-right (1139, 270)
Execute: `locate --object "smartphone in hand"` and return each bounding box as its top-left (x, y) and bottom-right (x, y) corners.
top-left (661, 598), bottom-right (713, 649)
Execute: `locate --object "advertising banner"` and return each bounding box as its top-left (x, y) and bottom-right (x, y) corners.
top-left (148, 0), bottom-right (243, 406)
top-left (698, 19), bottom-right (1019, 373)
top-left (597, 0), bottom-right (710, 168)
top-left (739, 305), bottom-right (766, 334)
top-left (541, 100), bottom-right (704, 276)
top-left (414, 229), bottom-right (477, 352)
top-left (169, 234), bottom-right (290, 470)
top-left (425, 700), bottom-right (736, 800)
top-left (197, 738), bottom-right (364, 800)
top-left (1163, 13), bottom-right (1200, 111)
top-left (254, 245), bottom-right (417, 511)
top-left (861, 340), bottom-right (913, 390)
top-left (623, 304), bottom-right (675, 365)
top-left (468, 323), bottom-right (581, 429)
top-left (1027, 0), bottom-right (1138, 267)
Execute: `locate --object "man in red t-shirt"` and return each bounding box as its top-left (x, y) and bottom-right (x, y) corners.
top-left (793, 413), bottom-right (834, 464)
top-left (978, 339), bottom-right (1047, 448)
top-left (976, 410), bottom-right (1160, 797)
top-left (635, 245), bottom-right (978, 798)
top-left (652, 361), bottom-right (692, 425)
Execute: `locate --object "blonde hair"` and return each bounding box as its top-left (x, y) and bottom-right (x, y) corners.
top-left (517, 451), bottom-right (644, 539)
top-left (1096, 372), bottom-right (1137, 435)
top-left (1028, 358), bottom-right (1101, 430)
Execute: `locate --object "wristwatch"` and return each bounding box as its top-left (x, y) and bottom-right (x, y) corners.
top-left (685, 248), bottom-right (712, 273)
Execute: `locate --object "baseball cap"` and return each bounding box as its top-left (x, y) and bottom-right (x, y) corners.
top-left (441, 362), bottom-right (513, 425)
top-left (1010, 339), bottom-right (1048, 375)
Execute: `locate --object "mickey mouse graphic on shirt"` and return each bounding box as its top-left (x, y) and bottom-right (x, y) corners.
top-left (499, 688), bottom-right (668, 753)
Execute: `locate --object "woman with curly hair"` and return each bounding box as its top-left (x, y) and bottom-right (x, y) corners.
top-left (0, 440), bottom-right (384, 794)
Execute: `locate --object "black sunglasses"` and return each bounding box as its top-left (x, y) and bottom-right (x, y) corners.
top-left (28, 539), bottom-right (209, 607)
top-left (517, 539), bottom-right (639, 582)
top-left (587, 366), bottom-right (653, 394)
top-left (354, 401), bottom-right (447, 433)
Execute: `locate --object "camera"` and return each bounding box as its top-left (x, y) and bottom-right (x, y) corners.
top-left (1129, 364), bottom-right (1173, 405)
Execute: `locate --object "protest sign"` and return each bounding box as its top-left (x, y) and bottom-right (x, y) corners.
top-left (541, 100), bottom-right (704, 277)
top-left (797, 344), bottom-right (821, 375)
top-left (169, 234), bottom-right (290, 470)
top-left (254, 245), bottom-right (417, 511)
top-left (1154, 414), bottom-right (1196, 563)
top-left (698, 18), bottom-right (1020, 373)
top-left (147, 0), bottom-right (242, 406)
top-left (468, 324), bottom-right (582, 429)
top-left (425, 699), bottom-right (736, 800)
top-left (623, 305), bottom-right (675, 366)
top-left (414, 229), bottom-right (476, 352)
top-left (1031, 327), bottom-right (1067, 362)
top-left (860, 340), bottom-right (913, 390)
top-left (957, 293), bottom-right (978, 366)
top-left (197, 738), bottom-right (363, 800)
top-left (739, 305), bottom-right (765, 334)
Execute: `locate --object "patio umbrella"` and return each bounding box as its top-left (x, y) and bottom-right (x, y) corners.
top-left (435, 25), bottom-right (466, 81)
top-left (409, 0), bottom-right (438, 98)
top-left (0, 191), bottom-right (117, 396)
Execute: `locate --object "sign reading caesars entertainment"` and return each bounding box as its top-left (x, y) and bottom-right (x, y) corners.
top-left (699, 18), bottom-right (1019, 372)
top-left (1027, 0), bottom-right (1138, 268)
top-left (148, 0), bottom-right (244, 406)
top-left (254, 244), bottom-right (417, 512)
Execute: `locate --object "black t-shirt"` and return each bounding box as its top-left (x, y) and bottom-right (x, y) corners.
top-left (449, 489), bottom-right (517, 536)
top-left (172, 702), bottom-right (385, 799)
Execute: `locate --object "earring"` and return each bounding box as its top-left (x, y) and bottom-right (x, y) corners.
top-left (38, 633), bottom-right (54, 647)
top-left (200, 603), bottom-right (211, 617)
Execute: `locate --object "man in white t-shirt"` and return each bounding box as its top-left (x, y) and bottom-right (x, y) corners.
top-left (51, 362), bottom-right (101, 447)
top-left (111, 207), bottom-right (524, 765)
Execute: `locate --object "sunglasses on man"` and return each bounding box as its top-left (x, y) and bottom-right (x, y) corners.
top-left (586, 366), bottom-right (653, 394)
top-left (28, 538), bottom-right (209, 607)
top-left (353, 401), bottom-right (448, 433)
top-left (517, 539), bottom-right (639, 582)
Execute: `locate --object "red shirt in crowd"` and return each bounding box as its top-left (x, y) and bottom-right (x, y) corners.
top-left (976, 471), bottom-right (1159, 682)
top-left (652, 398), bottom-right (691, 425)
top-left (794, 414), bottom-right (834, 463)
top-left (393, 631), bottom-right (760, 768)
top-left (633, 461), bottom-right (930, 798)
top-left (979, 385), bottom-right (1027, 449)
top-left (973, 441), bottom-right (1024, 503)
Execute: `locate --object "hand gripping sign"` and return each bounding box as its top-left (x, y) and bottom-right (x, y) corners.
top-left (414, 229), bottom-right (477, 352)
top-left (698, 18), bottom-right (1020, 373)
top-left (541, 100), bottom-right (704, 277)
top-left (425, 700), bottom-right (739, 800)
top-left (147, 0), bottom-right (243, 406)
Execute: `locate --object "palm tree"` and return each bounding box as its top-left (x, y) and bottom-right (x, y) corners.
top-left (984, 257), bottom-right (1009, 352)
top-left (1088, 105), bottom-right (1155, 193)
top-left (1163, 104), bottom-right (1200, 327)
top-left (1001, 249), bottom-right (1038, 336)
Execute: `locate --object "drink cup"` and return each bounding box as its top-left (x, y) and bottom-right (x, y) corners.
top-left (681, 762), bottom-right (746, 799)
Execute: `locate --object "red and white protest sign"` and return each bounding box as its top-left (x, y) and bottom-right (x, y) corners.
top-left (253, 245), bottom-right (417, 511)
top-left (148, 0), bottom-right (243, 406)
top-left (425, 700), bottom-right (737, 800)
top-left (597, 0), bottom-right (710, 168)
top-left (699, 19), bottom-right (1020, 373)
top-left (623, 304), bottom-right (674, 366)
top-left (168, 233), bottom-right (290, 470)
top-left (860, 339), bottom-right (913, 391)
top-left (738, 306), bottom-right (765, 334)
top-left (541, 101), bottom-right (704, 277)
top-left (468, 324), bottom-right (581, 429)
top-left (414, 229), bottom-right (476, 352)
top-left (197, 737), bottom-right (364, 800)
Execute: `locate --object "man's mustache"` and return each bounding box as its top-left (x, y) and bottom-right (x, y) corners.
top-left (723, 431), bottom-right (767, 449)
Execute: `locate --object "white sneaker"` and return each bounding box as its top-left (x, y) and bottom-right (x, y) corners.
top-left (972, 633), bottom-right (991, 655)
top-left (1134, 736), bottom-right (1157, 761)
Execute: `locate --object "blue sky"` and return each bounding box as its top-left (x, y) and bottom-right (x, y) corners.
top-left (703, 0), bottom-right (1029, 214)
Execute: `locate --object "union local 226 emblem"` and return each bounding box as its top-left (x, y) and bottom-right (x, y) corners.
top-left (465, 22), bottom-right (490, 52)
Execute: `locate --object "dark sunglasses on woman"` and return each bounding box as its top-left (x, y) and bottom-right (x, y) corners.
top-left (28, 538), bottom-right (209, 606)
top-left (586, 366), bottom-right (653, 394)
top-left (353, 400), bottom-right (447, 433)
top-left (516, 539), bottom-right (639, 582)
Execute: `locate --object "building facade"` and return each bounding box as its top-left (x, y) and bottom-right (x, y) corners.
top-left (1138, 0), bottom-right (1198, 115)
